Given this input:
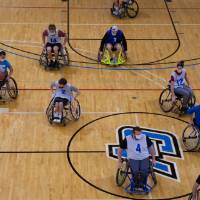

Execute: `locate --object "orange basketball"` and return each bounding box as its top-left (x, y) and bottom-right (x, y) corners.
top-left (0, 71), bottom-right (6, 81)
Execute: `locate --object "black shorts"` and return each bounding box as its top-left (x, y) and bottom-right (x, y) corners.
top-left (54, 97), bottom-right (69, 106)
top-left (46, 43), bottom-right (62, 52)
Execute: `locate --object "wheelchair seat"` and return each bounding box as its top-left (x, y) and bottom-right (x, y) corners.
top-left (46, 97), bottom-right (81, 126)
top-left (39, 46), bottom-right (69, 70)
top-left (116, 159), bottom-right (157, 195)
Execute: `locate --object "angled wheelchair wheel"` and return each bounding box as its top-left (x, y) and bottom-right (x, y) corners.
top-left (39, 51), bottom-right (48, 69)
top-left (182, 124), bottom-right (200, 151)
top-left (188, 191), bottom-right (200, 200)
top-left (126, 0), bottom-right (139, 18)
top-left (149, 162), bottom-right (157, 185)
top-left (116, 160), bottom-right (129, 186)
top-left (70, 99), bottom-right (81, 120)
top-left (117, 49), bottom-right (126, 65)
top-left (46, 99), bottom-right (55, 124)
top-left (60, 47), bottom-right (69, 66)
top-left (159, 88), bottom-right (174, 112)
top-left (6, 77), bottom-right (18, 99)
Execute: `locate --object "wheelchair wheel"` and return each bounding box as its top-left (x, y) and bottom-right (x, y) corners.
top-left (39, 51), bottom-right (48, 69)
top-left (125, 0), bottom-right (139, 18)
top-left (149, 162), bottom-right (157, 185)
top-left (182, 124), bottom-right (200, 151)
top-left (116, 160), bottom-right (129, 186)
top-left (60, 47), bottom-right (69, 66)
top-left (159, 88), bottom-right (174, 112)
top-left (188, 191), bottom-right (200, 200)
top-left (70, 99), bottom-right (81, 120)
top-left (46, 99), bottom-right (54, 124)
top-left (6, 77), bottom-right (18, 99)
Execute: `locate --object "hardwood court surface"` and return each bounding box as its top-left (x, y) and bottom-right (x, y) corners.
top-left (0, 0), bottom-right (199, 199)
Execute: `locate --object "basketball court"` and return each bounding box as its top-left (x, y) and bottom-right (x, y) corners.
top-left (0, 0), bottom-right (199, 199)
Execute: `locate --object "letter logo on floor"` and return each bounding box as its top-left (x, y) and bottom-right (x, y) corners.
top-left (106, 126), bottom-right (183, 182)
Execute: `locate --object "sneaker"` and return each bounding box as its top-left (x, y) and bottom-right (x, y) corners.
top-left (53, 118), bottom-right (60, 123)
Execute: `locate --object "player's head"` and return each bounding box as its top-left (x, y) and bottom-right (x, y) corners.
top-left (48, 24), bottom-right (56, 33)
top-left (0, 51), bottom-right (6, 59)
top-left (111, 25), bottom-right (119, 36)
top-left (177, 60), bottom-right (184, 73)
top-left (133, 126), bottom-right (142, 140)
top-left (58, 78), bottom-right (67, 88)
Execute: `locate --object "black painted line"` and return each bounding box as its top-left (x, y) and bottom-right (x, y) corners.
top-left (69, 38), bottom-right (178, 41)
top-left (67, 0), bottom-right (180, 66)
top-left (0, 150), bottom-right (105, 154)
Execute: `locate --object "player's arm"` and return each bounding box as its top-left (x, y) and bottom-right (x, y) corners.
top-left (59, 30), bottom-right (67, 46)
top-left (99, 31), bottom-right (109, 52)
top-left (118, 138), bottom-right (127, 168)
top-left (170, 76), bottom-right (176, 100)
top-left (42, 30), bottom-right (47, 46)
top-left (147, 136), bottom-right (156, 165)
top-left (185, 72), bottom-right (191, 87)
top-left (121, 32), bottom-right (127, 52)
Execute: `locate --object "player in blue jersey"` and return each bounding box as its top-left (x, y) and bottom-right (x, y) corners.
top-left (99, 25), bottom-right (127, 64)
top-left (0, 51), bottom-right (13, 89)
top-left (186, 104), bottom-right (200, 128)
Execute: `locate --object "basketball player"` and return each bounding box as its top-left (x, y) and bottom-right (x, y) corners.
top-left (170, 61), bottom-right (193, 112)
top-left (51, 78), bottom-right (80, 123)
top-left (0, 51), bottom-right (13, 89)
top-left (118, 126), bottom-right (156, 184)
top-left (112, 0), bottom-right (124, 16)
top-left (42, 24), bottom-right (67, 67)
top-left (186, 104), bottom-right (200, 128)
top-left (99, 25), bottom-right (127, 64)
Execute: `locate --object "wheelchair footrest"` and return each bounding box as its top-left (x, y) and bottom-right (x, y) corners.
top-left (125, 183), bottom-right (152, 194)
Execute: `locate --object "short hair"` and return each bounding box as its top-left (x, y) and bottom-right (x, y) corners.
top-left (58, 78), bottom-right (67, 85)
top-left (134, 126), bottom-right (141, 132)
top-left (177, 60), bottom-right (184, 68)
top-left (48, 24), bottom-right (56, 30)
top-left (0, 51), bottom-right (6, 56)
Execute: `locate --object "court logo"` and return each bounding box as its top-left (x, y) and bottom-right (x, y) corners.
top-left (106, 126), bottom-right (184, 182)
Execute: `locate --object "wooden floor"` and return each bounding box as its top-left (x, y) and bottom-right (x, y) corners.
top-left (0, 0), bottom-right (200, 199)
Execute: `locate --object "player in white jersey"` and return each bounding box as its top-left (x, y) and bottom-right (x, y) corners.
top-left (42, 24), bottom-right (67, 67)
top-left (51, 78), bottom-right (80, 123)
top-left (118, 126), bottom-right (156, 184)
top-left (170, 61), bottom-right (193, 112)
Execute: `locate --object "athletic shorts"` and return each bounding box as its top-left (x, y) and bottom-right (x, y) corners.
top-left (46, 43), bottom-right (62, 52)
top-left (54, 97), bottom-right (69, 106)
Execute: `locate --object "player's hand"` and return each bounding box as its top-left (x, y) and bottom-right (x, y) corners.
top-left (172, 95), bottom-right (176, 102)
top-left (124, 51), bottom-right (127, 59)
top-left (152, 158), bottom-right (156, 166)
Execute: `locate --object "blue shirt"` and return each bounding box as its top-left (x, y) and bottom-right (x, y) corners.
top-left (186, 105), bottom-right (200, 125)
top-left (100, 29), bottom-right (127, 51)
top-left (0, 60), bottom-right (11, 74)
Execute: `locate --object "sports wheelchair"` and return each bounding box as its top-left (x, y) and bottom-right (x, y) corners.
top-left (116, 158), bottom-right (157, 194)
top-left (182, 124), bottom-right (200, 151)
top-left (111, 0), bottom-right (139, 19)
top-left (98, 47), bottom-right (127, 66)
top-left (188, 191), bottom-right (200, 200)
top-left (0, 77), bottom-right (18, 101)
top-left (159, 85), bottom-right (196, 114)
top-left (46, 97), bottom-right (81, 126)
top-left (39, 46), bottom-right (69, 70)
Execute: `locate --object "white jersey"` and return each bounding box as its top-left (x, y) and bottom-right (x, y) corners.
top-left (171, 69), bottom-right (186, 88)
top-left (126, 134), bottom-right (150, 160)
top-left (52, 81), bottom-right (78, 101)
top-left (47, 30), bottom-right (61, 44)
